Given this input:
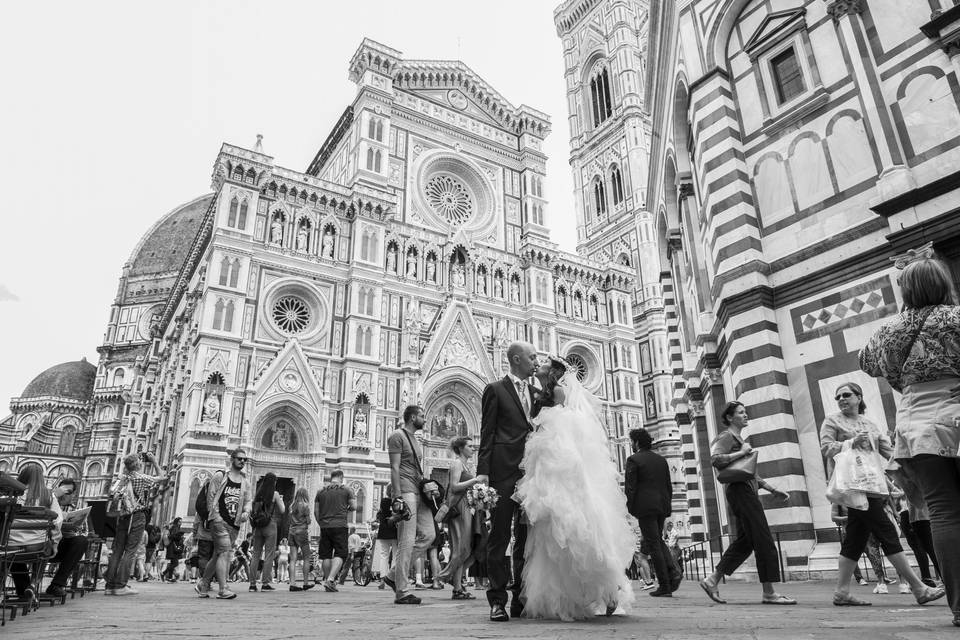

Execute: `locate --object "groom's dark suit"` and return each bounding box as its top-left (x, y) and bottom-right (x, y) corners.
top-left (477, 374), bottom-right (536, 612)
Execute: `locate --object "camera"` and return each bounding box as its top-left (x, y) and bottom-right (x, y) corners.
top-left (388, 497), bottom-right (411, 524)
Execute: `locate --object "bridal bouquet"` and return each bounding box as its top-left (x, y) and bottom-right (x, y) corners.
top-left (466, 483), bottom-right (499, 512)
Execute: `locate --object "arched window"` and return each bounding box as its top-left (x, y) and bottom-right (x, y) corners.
top-left (83, 462), bottom-right (104, 497)
top-left (363, 327), bottom-right (373, 355)
top-left (374, 150), bottom-right (382, 173)
top-left (219, 256), bottom-right (231, 286)
top-left (232, 165), bottom-right (243, 181)
top-left (228, 197), bottom-right (239, 227)
top-left (355, 325), bottom-right (364, 353)
top-left (238, 200), bottom-right (248, 229)
top-left (365, 289), bottom-right (375, 316)
top-left (590, 66), bottom-right (613, 127)
top-left (229, 259), bottom-right (240, 288)
top-left (593, 177), bottom-right (607, 216)
top-left (375, 120), bottom-right (383, 141)
top-left (112, 368), bottom-right (125, 387)
top-left (58, 425), bottom-right (76, 456)
top-left (610, 164), bottom-right (624, 206)
top-left (366, 148), bottom-right (375, 171)
top-left (213, 299), bottom-right (224, 329)
top-left (223, 301), bottom-right (235, 332)
top-left (244, 168), bottom-right (256, 185)
top-left (353, 486), bottom-right (366, 524)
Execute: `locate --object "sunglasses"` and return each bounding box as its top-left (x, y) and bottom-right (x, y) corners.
top-left (835, 392), bottom-right (855, 401)
top-left (233, 457), bottom-right (248, 463)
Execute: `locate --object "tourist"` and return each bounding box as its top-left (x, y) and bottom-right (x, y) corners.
top-left (249, 472), bottom-right (285, 591)
top-left (384, 405), bottom-right (437, 605)
top-left (437, 435), bottom-right (479, 599)
top-left (47, 478), bottom-right (89, 596)
top-left (820, 381), bottom-right (943, 606)
top-left (374, 496), bottom-right (398, 590)
top-left (699, 401), bottom-right (795, 605)
top-left (196, 448), bottom-right (253, 600)
top-left (313, 468), bottom-right (356, 592)
top-left (104, 451), bottom-right (165, 596)
top-left (338, 527), bottom-right (363, 585)
top-left (277, 538), bottom-right (290, 583)
top-left (861, 255), bottom-right (960, 624)
top-left (144, 523), bottom-right (161, 580)
top-left (625, 427), bottom-right (681, 596)
top-left (133, 528), bottom-right (148, 582)
top-left (287, 487), bottom-right (313, 591)
top-left (8, 466), bottom-right (63, 602)
top-left (163, 517), bottom-right (185, 582)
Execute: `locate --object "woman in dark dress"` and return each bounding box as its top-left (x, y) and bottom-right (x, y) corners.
top-left (698, 401), bottom-right (795, 605)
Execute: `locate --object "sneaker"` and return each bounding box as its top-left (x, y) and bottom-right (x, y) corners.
top-left (195, 582), bottom-right (210, 598)
top-left (45, 584), bottom-right (67, 597)
top-left (217, 589), bottom-right (238, 600)
top-left (885, 576), bottom-right (899, 584)
top-left (873, 583), bottom-right (888, 594)
top-left (414, 581), bottom-right (428, 589)
top-left (249, 584), bottom-right (258, 592)
top-left (395, 593), bottom-right (422, 604)
top-left (856, 577), bottom-right (869, 586)
top-left (103, 588), bottom-right (117, 596)
top-left (641, 581), bottom-right (656, 591)
top-left (898, 582), bottom-right (911, 594)
top-left (922, 578), bottom-right (939, 588)
top-left (114, 586), bottom-right (138, 596)
top-left (260, 584), bottom-right (274, 591)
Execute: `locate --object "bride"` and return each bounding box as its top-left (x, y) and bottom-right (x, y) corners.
top-left (515, 355), bottom-right (635, 621)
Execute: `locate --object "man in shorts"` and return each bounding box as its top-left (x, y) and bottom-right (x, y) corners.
top-left (196, 448), bottom-right (252, 599)
top-left (313, 469), bottom-right (356, 592)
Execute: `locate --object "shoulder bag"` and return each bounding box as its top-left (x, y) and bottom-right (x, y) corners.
top-left (716, 433), bottom-right (759, 483)
top-left (400, 430), bottom-right (441, 509)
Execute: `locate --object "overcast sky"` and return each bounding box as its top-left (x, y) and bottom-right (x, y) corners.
top-left (0, 1), bottom-right (580, 408)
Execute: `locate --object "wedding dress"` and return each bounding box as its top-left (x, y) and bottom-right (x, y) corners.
top-left (515, 372), bottom-right (635, 621)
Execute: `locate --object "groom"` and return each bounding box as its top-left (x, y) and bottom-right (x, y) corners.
top-left (476, 341), bottom-right (539, 622)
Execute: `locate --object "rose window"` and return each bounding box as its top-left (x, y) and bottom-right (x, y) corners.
top-left (424, 175), bottom-right (473, 226)
top-left (565, 354), bottom-right (587, 382)
top-left (271, 296), bottom-right (310, 334)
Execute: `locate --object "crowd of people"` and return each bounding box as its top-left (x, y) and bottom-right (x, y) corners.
top-left (6, 254), bottom-right (958, 629)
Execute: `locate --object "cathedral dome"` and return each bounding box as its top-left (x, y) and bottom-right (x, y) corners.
top-left (126, 194), bottom-right (214, 277)
top-left (20, 359), bottom-right (96, 401)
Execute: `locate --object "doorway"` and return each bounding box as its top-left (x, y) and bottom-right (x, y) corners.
top-left (276, 477), bottom-right (295, 539)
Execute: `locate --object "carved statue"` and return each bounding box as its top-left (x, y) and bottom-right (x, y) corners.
top-left (387, 246), bottom-right (398, 273)
top-left (574, 296), bottom-right (583, 318)
top-left (269, 218), bottom-right (283, 245)
top-left (321, 229), bottom-right (335, 258)
top-left (353, 411), bottom-right (368, 440)
top-left (478, 270), bottom-right (487, 295)
top-left (296, 226), bottom-right (308, 251)
top-left (426, 256), bottom-right (436, 282)
top-left (510, 278), bottom-right (520, 303)
top-left (591, 298), bottom-right (599, 321)
top-left (453, 263), bottom-right (465, 288)
top-left (494, 275), bottom-right (504, 298)
top-left (202, 392), bottom-right (221, 422)
top-left (406, 251), bottom-right (418, 278)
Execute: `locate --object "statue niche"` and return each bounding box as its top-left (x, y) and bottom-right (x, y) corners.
top-left (260, 420), bottom-right (298, 450)
top-left (430, 402), bottom-right (469, 439)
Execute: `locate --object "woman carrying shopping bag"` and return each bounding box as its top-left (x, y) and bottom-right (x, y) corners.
top-left (820, 381), bottom-right (944, 606)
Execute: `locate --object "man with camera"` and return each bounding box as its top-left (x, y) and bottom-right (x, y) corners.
top-left (384, 405), bottom-right (437, 604)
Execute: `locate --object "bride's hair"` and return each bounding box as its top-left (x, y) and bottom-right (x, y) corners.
top-left (538, 359), bottom-right (568, 408)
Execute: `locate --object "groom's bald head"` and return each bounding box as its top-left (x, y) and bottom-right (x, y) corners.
top-left (507, 341), bottom-right (538, 378)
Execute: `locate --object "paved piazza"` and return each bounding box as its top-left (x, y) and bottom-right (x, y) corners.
top-left (6, 579), bottom-right (954, 639)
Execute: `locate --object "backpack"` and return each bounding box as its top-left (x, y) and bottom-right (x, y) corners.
top-left (169, 532), bottom-right (185, 556)
top-left (194, 471), bottom-right (221, 523)
top-left (250, 498), bottom-right (273, 529)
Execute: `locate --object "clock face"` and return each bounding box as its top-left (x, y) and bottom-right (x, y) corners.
top-left (279, 370), bottom-right (302, 393)
top-left (447, 89), bottom-right (469, 111)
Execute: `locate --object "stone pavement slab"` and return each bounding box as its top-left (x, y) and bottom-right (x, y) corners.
top-left (2, 579), bottom-right (954, 639)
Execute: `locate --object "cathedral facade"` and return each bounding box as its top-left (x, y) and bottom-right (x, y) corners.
top-left (2, 39), bottom-right (640, 533)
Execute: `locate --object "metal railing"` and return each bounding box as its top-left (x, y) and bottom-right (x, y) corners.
top-left (680, 526), bottom-right (877, 583)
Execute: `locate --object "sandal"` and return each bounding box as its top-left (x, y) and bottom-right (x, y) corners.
top-left (833, 592), bottom-right (871, 606)
top-left (699, 579), bottom-right (726, 604)
top-left (915, 586), bottom-right (945, 605)
top-left (762, 593), bottom-right (797, 605)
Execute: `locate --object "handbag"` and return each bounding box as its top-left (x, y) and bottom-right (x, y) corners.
top-left (433, 502), bottom-right (461, 524)
top-left (400, 430), bottom-right (440, 507)
top-left (716, 450), bottom-right (759, 483)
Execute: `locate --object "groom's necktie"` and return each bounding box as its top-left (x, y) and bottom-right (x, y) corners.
top-left (516, 380), bottom-right (529, 418)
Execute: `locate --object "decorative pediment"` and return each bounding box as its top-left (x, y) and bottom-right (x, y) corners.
top-left (393, 61), bottom-right (550, 137)
top-left (419, 301), bottom-right (495, 381)
top-left (744, 9), bottom-right (807, 55)
top-left (252, 339), bottom-right (324, 413)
